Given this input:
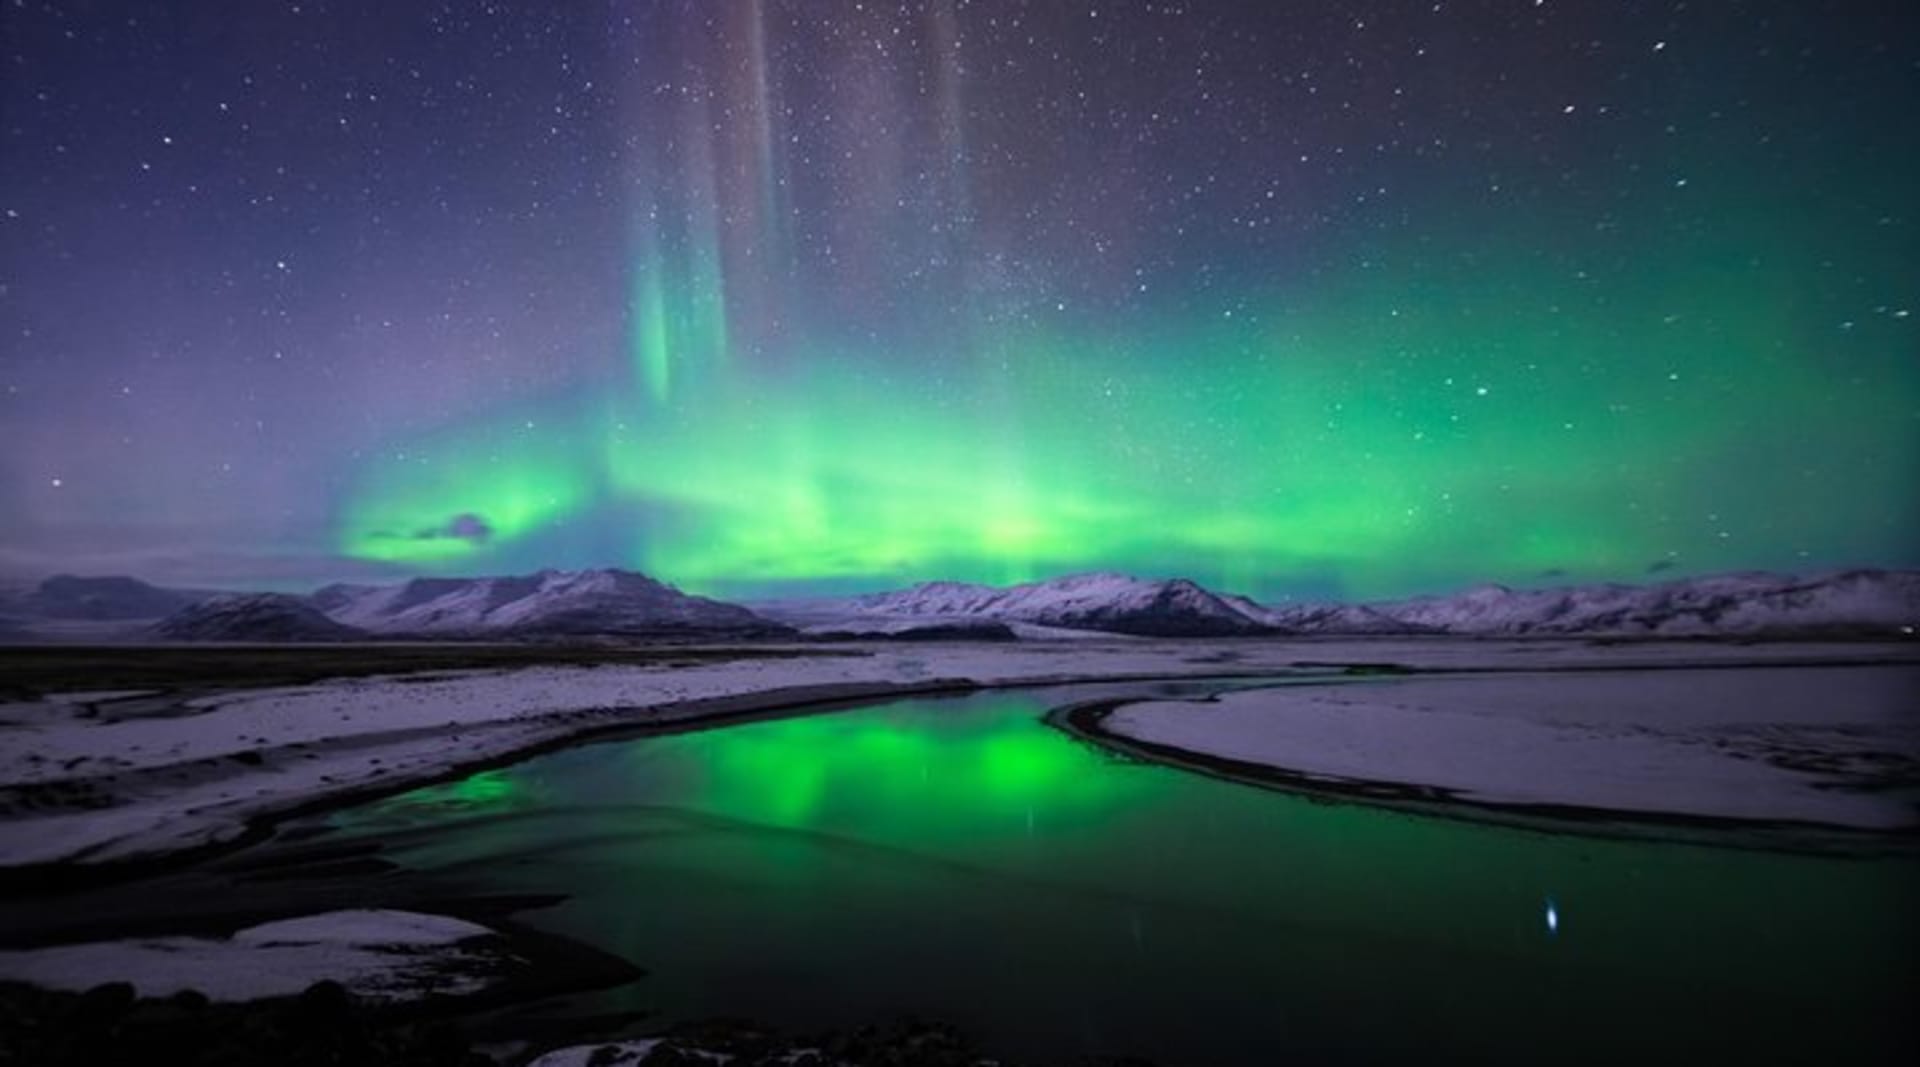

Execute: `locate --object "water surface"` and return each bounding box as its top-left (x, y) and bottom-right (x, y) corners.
top-left (323, 679), bottom-right (1916, 1065)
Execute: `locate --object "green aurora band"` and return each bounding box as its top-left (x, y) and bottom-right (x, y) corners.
top-left (334, 11), bottom-right (1918, 601)
top-left (336, 231), bottom-right (1916, 599)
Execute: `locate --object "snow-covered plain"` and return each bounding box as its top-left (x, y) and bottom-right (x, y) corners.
top-left (1102, 665), bottom-right (1920, 830)
top-left (0, 909), bottom-right (506, 1001)
top-left (3, 639), bottom-right (1913, 871)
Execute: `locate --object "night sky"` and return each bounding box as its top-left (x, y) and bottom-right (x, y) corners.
top-left (3, 1), bottom-right (1915, 600)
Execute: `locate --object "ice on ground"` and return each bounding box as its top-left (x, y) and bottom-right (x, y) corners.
top-left (1104, 665), bottom-right (1920, 829)
top-left (233, 910), bottom-right (493, 947)
top-left (0, 909), bottom-right (505, 1002)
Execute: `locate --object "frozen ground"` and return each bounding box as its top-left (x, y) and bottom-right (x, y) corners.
top-left (2, 640), bottom-right (1913, 870)
top-left (525, 1040), bottom-right (664, 1067)
top-left (0, 909), bottom-right (506, 1001)
top-left (1102, 665), bottom-right (1920, 830)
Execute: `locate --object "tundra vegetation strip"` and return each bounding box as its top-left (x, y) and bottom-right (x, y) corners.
top-left (0, 644), bottom-right (836, 699)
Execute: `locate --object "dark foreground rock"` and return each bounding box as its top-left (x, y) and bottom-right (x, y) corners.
top-left (0, 979), bottom-right (491, 1066)
top-left (0, 980), bottom-right (1161, 1066)
top-left (538, 1016), bottom-right (1161, 1067)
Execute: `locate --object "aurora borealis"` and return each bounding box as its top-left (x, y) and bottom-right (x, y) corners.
top-left (3, 2), bottom-right (1915, 599)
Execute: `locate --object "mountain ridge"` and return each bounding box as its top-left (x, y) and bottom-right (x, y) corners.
top-left (309, 567), bottom-right (789, 638)
top-left (5, 566), bottom-right (1914, 642)
top-left (845, 571), bottom-right (1271, 637)
top-left (762, 568), bottom-right (1920, 639)
top-left (154, 593), bottom-right (368, 642)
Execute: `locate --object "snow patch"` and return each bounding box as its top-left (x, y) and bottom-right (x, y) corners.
top-left (1104, 666), bottom-right (1920, 829)
top-left (526, 1041), bottom-right (666, 1067)
top-left (0, 909), bottom-right (507, 1002)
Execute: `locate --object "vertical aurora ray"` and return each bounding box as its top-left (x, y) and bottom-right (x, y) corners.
top-left (631, 225), bottom-right (674, 404)
top-left (627, 188), bottom-right (730, 408)
top-left (741, 1), bottom-right (787, 268)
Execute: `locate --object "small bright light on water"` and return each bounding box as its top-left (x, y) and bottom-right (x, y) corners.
top-left (1545, 898), bottom-right (1560, 935)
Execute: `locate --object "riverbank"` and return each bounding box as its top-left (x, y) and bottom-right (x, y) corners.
top-left (1059, 664), bottom-right (1920, 848)
top-left (4, 639), bottom-right (1914, 881)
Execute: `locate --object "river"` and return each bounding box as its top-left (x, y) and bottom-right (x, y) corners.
top-left (307, 677), bottom-right (1914, 1065)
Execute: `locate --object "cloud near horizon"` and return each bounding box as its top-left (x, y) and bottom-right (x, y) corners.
top-left (0, 544), bottom-right (417, 592)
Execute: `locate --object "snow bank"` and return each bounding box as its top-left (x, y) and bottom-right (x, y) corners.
top-left (1103, 665), bottom-right (1920, 829)
top-left (0, 909), bottom-right (504, 1002)
top-left (526, 1040), bottom-right (665, 1067)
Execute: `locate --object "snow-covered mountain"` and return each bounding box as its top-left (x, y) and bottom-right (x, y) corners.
top-left (19, 565), bottom-right (1918, 643)
top-left (311, 568), bottom-right (789, 637)
top-left (761, 568), bottom-right (1918, 639)
top-left (787, 572), bottom-right (1276, 637)
top-left (154, 594), bottom-right (367, 642)
top-left (1370, 569), bottom-right (1919, 637)
top-left (1225, 595), bottom-right (1435, 635)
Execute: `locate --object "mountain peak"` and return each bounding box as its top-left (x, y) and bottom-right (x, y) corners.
top-left (776, 568), bottom-right (1919, 639)
top-left (313, 567), bottom-right (786, 637)
top-left (1374, 569), bottom-right (1917, 636)
top-left (840, 571), bottom-right (1271, 637)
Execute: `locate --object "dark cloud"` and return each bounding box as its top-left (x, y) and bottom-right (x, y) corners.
top-left (366, 512), bottom-right (495, 548)
top-left (1646, 559), bottom-right (1678, 574)
top-left (412, 512), bottom-right (493, 545)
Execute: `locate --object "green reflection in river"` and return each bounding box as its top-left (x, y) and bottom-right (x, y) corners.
top-left (324, 684), bottom-right (1917, 1066)
top-left (367, 766), bottom-right (533, 820)
top-left (663, 705), bottom-right (1138, 837)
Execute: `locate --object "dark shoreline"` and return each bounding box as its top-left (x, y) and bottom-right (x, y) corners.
top-left (0, 660), bottom-right (1346, 896)
top-left (0, 642), bottom-right (844, 701)
top-left (0, 675), bottom-right (990, 896)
